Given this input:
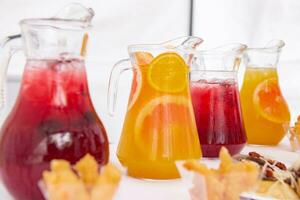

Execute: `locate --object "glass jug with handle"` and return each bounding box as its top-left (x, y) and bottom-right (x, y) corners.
top-left (190, 43), bottom-right (247, 157)
top-left (0, 5), bottom-right (109, 200)
top-left (108, 36), bottom-right (203, 179)
top-left (240, 40), bottom-right (290, 145)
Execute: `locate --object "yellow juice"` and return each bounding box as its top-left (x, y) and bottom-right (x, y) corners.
top-left (117, 52), bottom-right (201, 179)
top-left (240, 67), bottom-right (290, 145)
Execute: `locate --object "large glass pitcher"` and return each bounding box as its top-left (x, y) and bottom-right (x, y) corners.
top-left (108, 37), bottom-right (203, 179)
top-left (0, 6), bottom-right (109, 200)
top-left (240, 40), bottom-right (290, 145)
top-left (190, 44), bottom-right (247, 157)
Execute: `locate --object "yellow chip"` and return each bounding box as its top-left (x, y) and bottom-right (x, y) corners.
top-left (219, 147), bottom-right (233, 173)
top-left (43, 155), bottom-right (121, 200)
top-left (43, 160), bottom-right (78, 186)
top-left (50, 160), bottom-right (71, 171)
top-left (91, 164), bottom-right (121, 200)
top-left (96, 163), bottom-right (121, 185)
top-left (75, 154), bottom-right (99, 185)
top-left (47, 181), bottom-right (89, 200)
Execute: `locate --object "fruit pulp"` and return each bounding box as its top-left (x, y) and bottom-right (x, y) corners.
top-left (0, 59), bottom-right (109, 200)
top-left (191, 79), bottom-right (246, 157)
top-left (240, 67), bottom-right (290, 145)
top-left (117, 52), bottom-right (201, 179)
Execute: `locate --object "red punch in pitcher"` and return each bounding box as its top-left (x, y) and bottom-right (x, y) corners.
top-left (190, 44), bottom-right (247, 157)
top-left (0, 5), bottom-right (109, 200)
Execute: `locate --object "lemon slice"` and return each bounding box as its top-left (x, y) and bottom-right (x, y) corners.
top-left (147, 52), bottom-right (188, 93)
top-left (253, 78), bottom-right (290, 123)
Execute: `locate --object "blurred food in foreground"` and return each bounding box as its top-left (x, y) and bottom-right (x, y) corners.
top-left (42, 154), bottom-right (121, 200)
top-left (289, 116), bottom-right (300, 151)
top-left (236, 151), bottom-right (300, 199)
top-left (183, 147), bottom-right (259, 200)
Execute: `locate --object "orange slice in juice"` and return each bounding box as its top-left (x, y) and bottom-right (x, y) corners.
top-left (253, 78), bottom-right (290, 123)
top-left (128, 52), bottom-right (154, 110)
top-left (134, 95), bottom-right (192, 158)
top-left (147, 52), bottom-right (188, 93)
top-left (134, 52), bottom-right (153, 66)
top-left (127, 69), bottom-right (142, 110)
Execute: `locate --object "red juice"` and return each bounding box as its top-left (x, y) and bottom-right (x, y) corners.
top-left (0, 59), bottom-right (109, 200)
top-left (190, 79), bottom-right (246, 157)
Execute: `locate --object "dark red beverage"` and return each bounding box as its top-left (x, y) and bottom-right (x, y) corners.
top-left (190, 79), bottom-right (246, 157)
top-left (0, 59), bottom-right (109, 200)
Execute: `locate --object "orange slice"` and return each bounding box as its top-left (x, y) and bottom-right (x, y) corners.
top-left (127, 52), bottom-right (154, 110)
top-left (253, 78), bottom-right (290, 123)
top-left (147, 52), bottom-right (188, 93)
top-left (134, 52), bottom-right (153, 66)
top-left (134, 95), bottom-right (194, 158)
top-left (127, 69), bottom-right (142, 110)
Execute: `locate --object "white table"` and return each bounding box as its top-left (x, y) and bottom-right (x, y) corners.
top-left (0, 138), bottom-right (298, 200)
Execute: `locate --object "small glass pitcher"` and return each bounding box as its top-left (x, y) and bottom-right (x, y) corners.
top-left (190, 43), bottom-right (247, 157)
top-left (0, 5), bottom-right (109, 200)
top-left (108, 37), bottom-right (203, 179)
top-left (240, 40), bottom-right (290, 145)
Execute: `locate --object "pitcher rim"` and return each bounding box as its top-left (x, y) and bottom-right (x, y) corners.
top-left (127, 36), bottom-right (204, 52)
top-left (246, 40), bottom-right (285, 53)
top-left (190, 69), bottom-right (238, 73)
top-left (20, 18), bottom-right (91, 30)
top-left (190, 43), bottom-right (247, 56)
top-left (128, 43), bottom-right (174, 52)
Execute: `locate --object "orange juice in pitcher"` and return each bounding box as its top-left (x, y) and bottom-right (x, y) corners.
top-left (108, 37), bottom-right (203, 179)
top-left (241, 40), bottom-right (290, 145)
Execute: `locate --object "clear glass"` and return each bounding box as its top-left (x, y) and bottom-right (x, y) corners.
top-left (0, 5), bottom-right (109, 200)
top-left (240, 40), bottom-right (291, 145)
top-left (190, 43), bottom-right (247, 157)
top-left (108, 36), bottom-right (203, 179)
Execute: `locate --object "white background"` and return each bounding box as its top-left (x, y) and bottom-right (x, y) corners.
top-left (0, 0), bottom-right (300, 199)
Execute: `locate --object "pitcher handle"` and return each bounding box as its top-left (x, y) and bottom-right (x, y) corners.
top-left (107, 58), bottom-right (132, 116)
top-left (0, 34), bottom-right (22, 109)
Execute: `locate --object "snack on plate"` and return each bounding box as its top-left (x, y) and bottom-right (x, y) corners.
top-left (183, 147), bottom-right (259, 200)
top-left (289, 116), bottom-right (300, 151)
top-left (256, 180), bottom-right (299, 200)
top-left (235, 151), bottom-right (300, 199)
top-left (42, 154), bottom-right (121, 200)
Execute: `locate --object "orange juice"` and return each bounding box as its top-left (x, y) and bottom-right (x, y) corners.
top-left (240, 67), bottom-right (290, 145)
top-left (117, 52), bottom-right (201, 179)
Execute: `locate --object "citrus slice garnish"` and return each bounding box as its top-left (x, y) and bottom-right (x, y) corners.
top-left (147, 52), bottom-right (188, 93)
top-left (127, 69), bottom-right (142, 110)
top-left (134, 95), bottom-right (195, 158)
top-left (134, 52), bottom-right (153, 66)
top-left (127, 52), bottom-right (154, 110)
top-left (253, 78), bottom-right (290, 123)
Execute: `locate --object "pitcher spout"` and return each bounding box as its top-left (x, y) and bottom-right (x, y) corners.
top-left (245, 39), bottom-right (285, 68)
top-left (191, 43), bottom-right (247, 71)
top-left (161, 36), bottom-right (203, 50)
top-left (53, 3), bottom-right (95, 23)
top-left (265, 39), bottom-right (285, 52)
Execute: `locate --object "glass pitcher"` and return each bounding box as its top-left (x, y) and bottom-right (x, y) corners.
top-left (0, 6), bottom-right (109, 200)
top-left (108, 37), bottom-right (203, 179)
top-left (190, 43), bottom-right (247, 157)
top-left (240, 40), bottom-right (290, 145)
